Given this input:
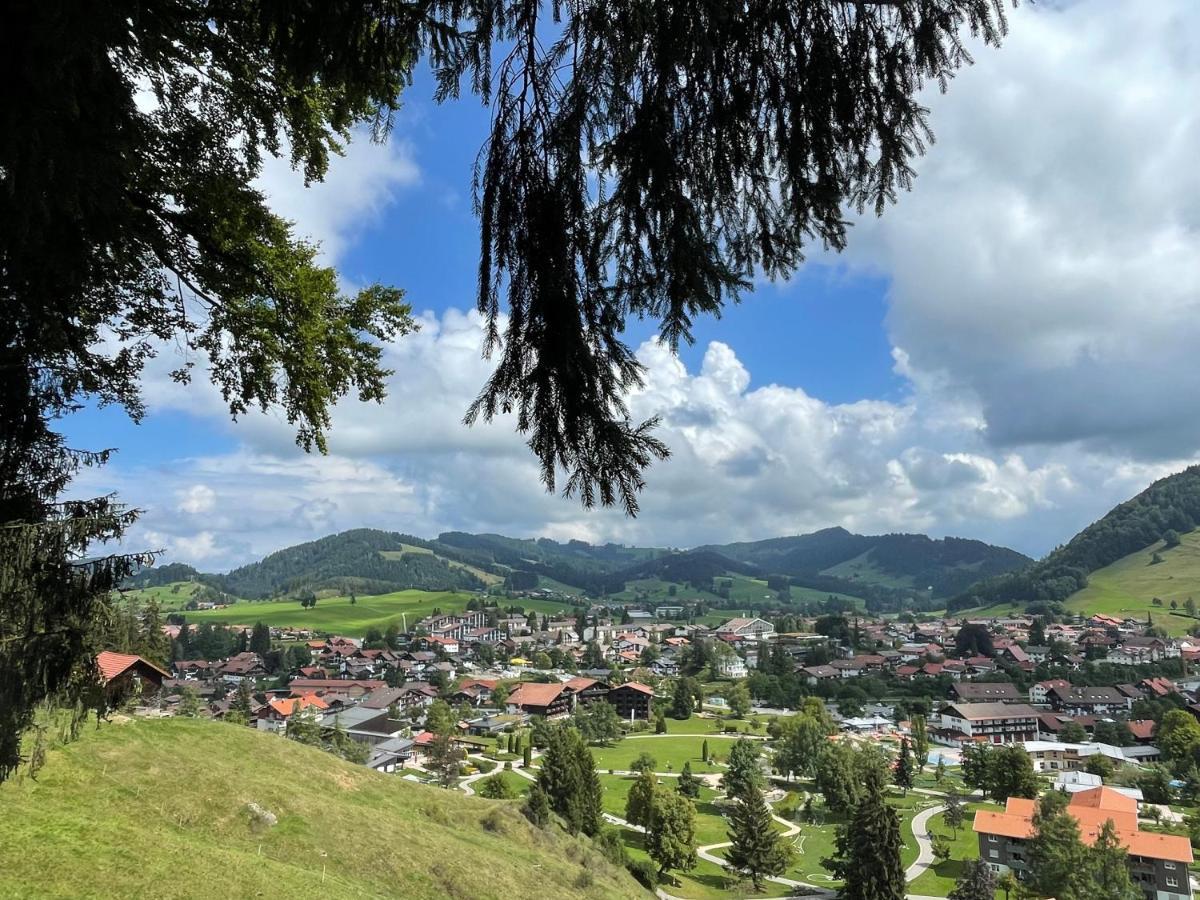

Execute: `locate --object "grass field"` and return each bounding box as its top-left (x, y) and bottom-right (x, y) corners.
top-left (184, 589), bottom-right (576, 635)
top-left (608, 573), bottom-right (865, 611)
top-left (0, 717), bottom-right (643, 900)
top-left (591, 735), bottom-right (735, 774)
top-left (124, 581), bottom-right (211, 610)
top-left (379, 546), bottom-right (505, 586)
top-left (964, 531), bottom-right (1200, 635)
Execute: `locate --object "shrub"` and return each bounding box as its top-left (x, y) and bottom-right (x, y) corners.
top-left (627, 859), bottom-right (658, 888)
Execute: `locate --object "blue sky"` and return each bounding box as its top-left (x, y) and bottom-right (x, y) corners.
top-left (67, 2), bottom-right (1200, 570)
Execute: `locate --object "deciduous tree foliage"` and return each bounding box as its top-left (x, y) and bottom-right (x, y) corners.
top-left (3, 0), bottom-right (1011, 780)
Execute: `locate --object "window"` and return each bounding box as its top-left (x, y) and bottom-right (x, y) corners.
top-left (1164, 861), bottom-right (1176, 870)
top-left (989, 850), bottom-right (999, 859)
top-left (1165, 876), bottom-right (1178, 887)
top-left (988, 835), bottom-right (998, 842)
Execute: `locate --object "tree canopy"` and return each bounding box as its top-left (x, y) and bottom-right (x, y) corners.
top-left (3, 0), bottom-right (1011, 780)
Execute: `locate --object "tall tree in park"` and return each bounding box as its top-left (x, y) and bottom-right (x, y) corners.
top-left (670, 679), bottom-right (695, 720)
top-left (894, 738), bottom-right (915, 795)
top-left (943, 794), bottom-right (966, 839)
top-left (646, 789), bottom-right (698, 881)
top-left (702, 739), bottom-right (710, 763)
top-left (727, 682), bottom-right (752, 719)
top-left (824, 764), bottom-right (905, 900)
top-left (2, 0), bottom-right (1011, 780)
top-left (573, 698), bottom-right (622, 745)
top-left (1024, 791), bottom-right (1094, 900)
top-left (947, 858), bottom-right (997, 900)
top-left (625, 769), bottom-right (659, 828)
top-left (1089, 819), bottom-right (1141, 900)
top-left (677, 761), bottom-right (701, 800)
top-left (249, 622), bottom-right (271, 657)
top-left (425, 699), bottom-right (457, 737)
top-left (909, 715), bottom-right (930, 772)
top-left (815, 743), bottom-right (862, 814)
top-left (537, 726), bottom-right (602, 835)
top-left (722, 738), bottom-right (764, 800)
top-left (726, 780), bottom-right (794, 890)
top-left (774, 713), bottom-right (829, 781)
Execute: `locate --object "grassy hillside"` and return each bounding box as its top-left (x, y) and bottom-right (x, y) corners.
top-left (0, 717), bottom-right (645, 900)
top-left (960, 532), bottom-right (1200, 636)
top-left (185, 589), bottom-right (577, 635)
top-left (122, 581), bottom-right (211, 610)
top-left (1062, 531), bottom-right (1200, 634)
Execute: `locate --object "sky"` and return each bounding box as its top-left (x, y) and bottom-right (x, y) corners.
top-left (66, 1), bottom-right (1200, 572)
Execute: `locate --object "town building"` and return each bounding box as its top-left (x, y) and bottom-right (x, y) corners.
top-left (973, 787), bottom-right (1192, 898)
top-left (949, 682), bottom-right (1023, 703)
top-left (505, 682), bottom-right (576, 718)
top-left (935, 702), bottom-right (1040, 745)
top-left (714, 617), bottom-right (776, 640)
top-left (607, 682), bottom-right (654, 720)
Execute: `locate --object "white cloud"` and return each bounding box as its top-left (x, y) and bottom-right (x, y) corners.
top-left (840, 0), bottom-right (1200, 459)
top-left (76, 3), bottom-right (1200, 571)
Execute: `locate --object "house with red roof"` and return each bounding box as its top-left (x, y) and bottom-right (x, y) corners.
top-left (96, 651), bottom-right (170, 703)
top-left (256, 694), bottom-right (329, 734)
top-left (607, 682), bottom-right (654, 720)
top-left (506, 682), bottom-right (576, 718)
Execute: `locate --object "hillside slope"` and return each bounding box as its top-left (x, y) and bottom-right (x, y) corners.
top-left (705, 528), bottom-right (1030, 598)
top-left (954, 465), bottom-right (1200, 612)
top-left (0, 718), bottom-right (646, 900)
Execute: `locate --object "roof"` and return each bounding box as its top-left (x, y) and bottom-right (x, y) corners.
top-left (610, 682), bottom-right (654, 696)
top-left (267, 695), bottom-right (329, 717)
top-left (973, 788), bottom-right (1193, 864)
top-left (941, 702), bottom-right (1038, 720)
top-left (96, 651), bottom-right (170, 682)
top-left (507, 682), bottom-right (568, 708)
top-left (953, 682), bottom-right (1022, 700)
top-left (1127, 719), bottom-right (1156, 740)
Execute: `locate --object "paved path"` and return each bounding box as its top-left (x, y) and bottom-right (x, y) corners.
top-left (904, 802), bottom-right (948, 883)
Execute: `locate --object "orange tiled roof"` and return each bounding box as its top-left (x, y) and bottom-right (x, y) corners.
top-left (507, 682), bottom-right (567, 707)
top-left (267, 695), bottom-right (329, 717)
top-left (974, 787), bottom-right (1192, 864)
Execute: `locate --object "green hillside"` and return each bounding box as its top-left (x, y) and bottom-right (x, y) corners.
top-left (954, 464), bottom-right (1200, 612)
top-left (185, 589), bottom-right (576, 635)
top-left (0, 717), bottom-right (645, 900)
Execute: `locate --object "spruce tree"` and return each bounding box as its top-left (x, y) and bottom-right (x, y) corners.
top-left (825, 767), bottom-right (904, 900)
top-left (677, 761), bottom-right (701, 799)
top-left (249, 621), bottom-right (271, 657)
top-left (722, 738), bottom-right (763, 800)
top-left (894, 738), bottom-right (915, 795)
top-left (726, 785), bottom-right (793, 890)
top-left (523, 784), bottom-right (551, 827)
top-left (702, 739), bottom-right (709, 763)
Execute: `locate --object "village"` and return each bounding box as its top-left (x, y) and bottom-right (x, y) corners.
top-left (92, 601), bottom-right (1200, 900)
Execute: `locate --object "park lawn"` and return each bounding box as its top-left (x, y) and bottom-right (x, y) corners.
top-left (652, 715), bottom-right (769, 736)
top-left (592, 736), bottom-right (730, 774)
top-left (616, 829), bottom-right (794, 900)
top-left (488, 769), bottom-right (533, 797)
top-left (913, 769), bottom-right (968, 795)
top-left (907, 801), bottom-right (1003, 898)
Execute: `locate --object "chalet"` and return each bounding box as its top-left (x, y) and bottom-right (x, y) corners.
top-left (1127, 719), bottom-right (1157, 744)
top-left (257, 694), bottom-right (329, 734)
top-left (219, 652), bottom-right (268, 683)
top-left (1139, 676), bottom-right (1177, 698)
top-left (1045, 684), bottom-right (1131, 716)
top-left (607, 682), bottom-right (654, 720)
top-left (566, 676), bottom-right (612, 705)
top-left (1029, 679), bottom-right (1071, 705)
top-left (287, 678), bottom-right (385, 699)
top-left (367, 736), bottom-right (416, 773)
top-left (801, 664), bottom-right (841, 684)
top-left (319, 706), bottom-right (405, 746)
top-left (1021, 740), bottom-right (1133, 773)
top-left (172, 659), bottom-right (218, 680)
top-left (935, 702), bottom-right (1040, 745)
top-left (506, 682), bottom-right (575, 718)
top-left (950, 682), bottom-right (1023, 703)
top-left (96, 651), bottom-right (169, 703)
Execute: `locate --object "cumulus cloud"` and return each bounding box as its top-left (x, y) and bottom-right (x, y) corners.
top-left (841, 0), bottom-right (1200, 459)
top-left (80, 3), bottom-right (1200, 570)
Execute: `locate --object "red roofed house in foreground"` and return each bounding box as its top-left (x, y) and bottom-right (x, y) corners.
top-left (974, 786), bottom-right (1192, 897)
top-left (95, 651), bottom-right (169, 703)
top-left (256, 694), bottom-right (330, 734)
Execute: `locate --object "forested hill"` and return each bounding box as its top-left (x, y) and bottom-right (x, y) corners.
top-left (129, 524), bottom-right (1030, 606)
top-left (702, 528), bottom-right (1031, 599)
top-left (951, 465), bottom-right (1200, 612)
top-left (212, 529), bottom-right (489, 598)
